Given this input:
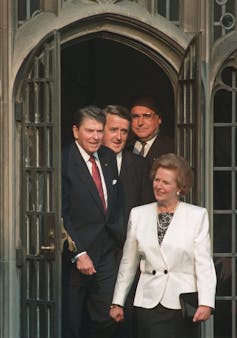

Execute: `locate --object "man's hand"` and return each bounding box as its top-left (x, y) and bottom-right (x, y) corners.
top-left (76, 253), bottom-right (96, 275)
top-left (110, 305), bottom-right (124, 322)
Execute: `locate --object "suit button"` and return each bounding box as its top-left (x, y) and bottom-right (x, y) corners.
top-left (164, 269), bottom-right (168, 274)
top-left (152, 270), bottom-right (156, 275)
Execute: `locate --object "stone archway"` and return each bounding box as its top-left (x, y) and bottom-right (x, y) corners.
top-left (57, 13), bottom-right (192, 150)
top-left (11, 10), bottom-right (194, 338)
top-left (61, 36), bottom-right (175, 147)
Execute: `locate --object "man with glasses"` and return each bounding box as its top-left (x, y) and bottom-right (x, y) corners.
top-left (127, 96), bottom-right (175, 168)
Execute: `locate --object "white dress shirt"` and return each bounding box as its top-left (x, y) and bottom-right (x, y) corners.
top-left (116, 152), bottom-right (123, 174)
top-left (72, 141), bottom-right (108, 261)
top-left (75, 141), bottom-right (108, 206)
top-left (133, 134), bottom-right (158, 157)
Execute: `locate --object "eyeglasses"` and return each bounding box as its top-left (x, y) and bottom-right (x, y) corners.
top-left (131, 113), bottom-right (156, 120)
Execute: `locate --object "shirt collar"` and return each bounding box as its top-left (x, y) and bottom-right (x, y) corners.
top-left (75, 140), bottom-right (99, 162)
top-left (138, 129), bottom-right (159, 144)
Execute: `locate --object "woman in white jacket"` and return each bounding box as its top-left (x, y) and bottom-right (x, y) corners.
top-left (110, 153), bottom-right (216, 338)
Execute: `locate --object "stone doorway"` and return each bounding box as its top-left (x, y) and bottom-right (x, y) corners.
top-left (61, 37), bottom-right (175, 147)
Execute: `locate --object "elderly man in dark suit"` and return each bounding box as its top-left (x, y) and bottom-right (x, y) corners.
top-left (102, 105), bottom-right (154, 338)
top-left (62, 105), bottom-right (125, 338)
top-left (127, 96), bottom-right (175, 168)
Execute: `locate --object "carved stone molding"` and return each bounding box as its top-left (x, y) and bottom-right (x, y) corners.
top-left (0, 1), bottom-right (19, 338)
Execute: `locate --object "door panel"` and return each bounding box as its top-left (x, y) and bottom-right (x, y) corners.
top-left (16, 32), bottom-right (61, 338)
top-left (177, 37), bottom-right (198, 203)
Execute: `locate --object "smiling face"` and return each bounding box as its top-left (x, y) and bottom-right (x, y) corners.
top-left (72, 117), bottom-right (104, 155)
top-left (103, 114), bottom-right (130, 154)
top-left (131, 105), bottom-right (162, 142)
top-left (153, 167), bottom-right (180, 206)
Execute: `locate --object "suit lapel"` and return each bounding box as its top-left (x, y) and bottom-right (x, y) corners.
top-left (144, 203), bottom-right (181, 264)
top-left (71, 143), bottom-right (106, 214)
top-left (98, 149), bottom-right (114, 216)
top-left (159, 203), bottom-right (186, 269)
top-left (160, 202), bottom-right (183, 245)
top-left (140, 204), bottom-right (168, 264)
top-left (148, 204), bottom-right (160, 246)
top-left (146, 135), bottom-right (160, 163)
top-left (120, 151), bottom-right (132, 181)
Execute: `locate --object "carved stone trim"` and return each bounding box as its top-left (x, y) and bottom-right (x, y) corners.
top-left (0, 1), bottom-right (19, 338)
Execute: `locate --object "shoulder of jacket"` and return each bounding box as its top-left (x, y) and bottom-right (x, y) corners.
top-left (99, 144), bottom-right (114, 154)
top-left (180, 202), bottom-right (207, 214)
top-left (130, 202), bottom-right (157, 214)
top-left (62, 143), bottom-right (76, 163)
top-left (123, 150), bottom-right (148, 164)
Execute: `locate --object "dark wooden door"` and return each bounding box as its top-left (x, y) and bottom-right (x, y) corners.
top-left (16, 31), bottom-right (62, 338)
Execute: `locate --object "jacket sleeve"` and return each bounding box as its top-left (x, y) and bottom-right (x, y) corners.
top-left (61, 148), bottom-right (83, 254)
top-left (194, 208), bottom-right (217, 308)
top-left (140, 158), bottom-right (155, 205)
top-left (112, 209), bottom-right (140, 306)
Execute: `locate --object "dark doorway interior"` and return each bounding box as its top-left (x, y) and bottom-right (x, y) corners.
top-left (61, 37), bottom-right (174, 147)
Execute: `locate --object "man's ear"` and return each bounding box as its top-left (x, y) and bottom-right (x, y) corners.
top-left (158, 115), bottom-right (162, 125)
top-left (72, 125), bottom-right (79, 140)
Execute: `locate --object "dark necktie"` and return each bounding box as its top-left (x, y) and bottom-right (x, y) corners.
top-left (139, 141), bottom-right (147, 157)
top-left (89, 155), bottom-right (106, 212)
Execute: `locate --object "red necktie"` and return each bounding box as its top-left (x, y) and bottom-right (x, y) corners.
top-left (89, 155), bottom-right (106, 212)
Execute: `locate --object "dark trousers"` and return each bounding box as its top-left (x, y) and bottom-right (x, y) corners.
top-left (113, 269), bottom-right (140, 338)
top-left (62, 249), bottom-right (118, 338)
top-left (136, 303), bottom-right (200, 338)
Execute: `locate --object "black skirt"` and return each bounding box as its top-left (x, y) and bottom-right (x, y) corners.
top-left (135, 303), bottom-right (200, 338)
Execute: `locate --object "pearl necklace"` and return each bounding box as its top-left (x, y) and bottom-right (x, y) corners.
top-left (157, 212), bottom-right (173, 230)
top-left (157, 200), bottom-right (180, 214)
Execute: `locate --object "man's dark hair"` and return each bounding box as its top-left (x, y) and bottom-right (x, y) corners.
top-left (73, 105), bottom-right (106, 127)
top-left (103, 105), bottom-right (131, 123)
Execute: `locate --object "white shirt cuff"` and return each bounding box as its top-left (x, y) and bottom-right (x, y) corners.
top-left (71, 251), bottom-right (87, 263)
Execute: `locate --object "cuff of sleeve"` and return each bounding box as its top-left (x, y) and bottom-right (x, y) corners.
top-left (110, 304), bottom-right (123, 309)
top-left (71, 251), bottom-right (87, 263)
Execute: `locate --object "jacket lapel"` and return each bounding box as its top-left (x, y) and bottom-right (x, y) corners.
top-left (71, 143), bottom-right (106, 215)
top-left (120, 151), bottom-right (132, 180)
top-left (140, 204), bottom-right (169, 267)
top-left (160, 202), bottom-right (183, 245)
top-left (144, 203), bottom-right (180, 265)
top-left (98, 149), bottom-right (114, 216)
top-left (159, 203), bottom-right (185, 267)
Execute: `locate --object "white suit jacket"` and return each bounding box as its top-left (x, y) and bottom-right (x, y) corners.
top-left (112, 202), bottom-right (216, 309)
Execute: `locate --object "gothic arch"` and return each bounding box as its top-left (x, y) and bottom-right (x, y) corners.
top-left (211, 46), bottom-right (237, 338)
top-left (210, 30), bottom-right (237, 91)
top-left (13, 7), bottom-right (193, 89)
top-left (60, 13), bottom-right (192, 86)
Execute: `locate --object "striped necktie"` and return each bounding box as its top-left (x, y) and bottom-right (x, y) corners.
top-left (139, 141), bottom-right (147, 157)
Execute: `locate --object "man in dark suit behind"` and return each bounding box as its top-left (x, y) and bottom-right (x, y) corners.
top-left (127, 96), bottom-right (175, 169)
top-left (62, 106), bottom-right (125, 338)
top-left (102, 105), bottom-right (154, 224)
top-left (102, 105), bottom-right (155, 338)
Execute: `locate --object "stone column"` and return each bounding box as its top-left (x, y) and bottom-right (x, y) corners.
top-left (0, 1), bottom-right (19, 337)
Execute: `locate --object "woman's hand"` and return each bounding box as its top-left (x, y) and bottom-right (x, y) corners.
top-left (109, 305), bottom-right (124, 322)
top-left (193, 305), bottom-right (213, 322)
